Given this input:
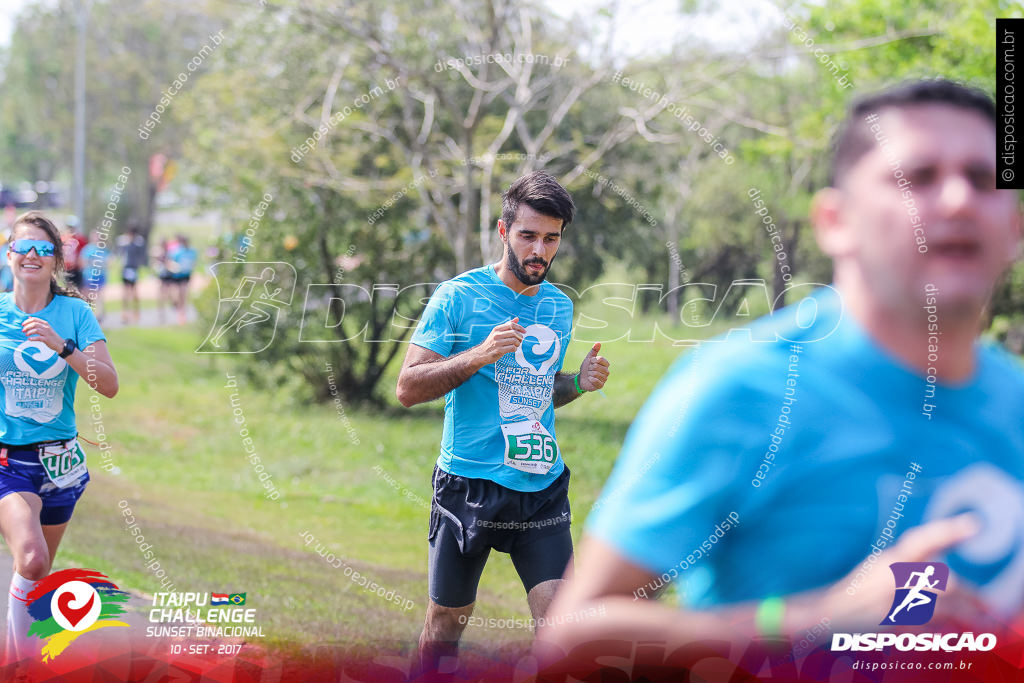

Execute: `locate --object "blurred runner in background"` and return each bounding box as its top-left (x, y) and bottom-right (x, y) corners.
top-left (116, 225), bottom-right (147, 324)
top-left (154, 237), bottom-right (178, 324)
top-left (166, 235), bottom-right (196, 325)
top-left (0, 232), bottom-right (12, 294)
top-left (80, 231), bottom-right (109, 322)
top-left (59, 219), bottom-right (87, 292)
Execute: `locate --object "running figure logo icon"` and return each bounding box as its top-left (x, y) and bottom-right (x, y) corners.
top-left (197, 262), bottom-right (296, 354)
top-left (882, 562), bottom-right (949, 625)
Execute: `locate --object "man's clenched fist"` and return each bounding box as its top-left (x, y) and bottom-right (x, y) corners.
top-left (476, 317), bottom-right (526, 365)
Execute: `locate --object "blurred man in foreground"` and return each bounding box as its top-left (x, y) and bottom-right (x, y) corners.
top-left (537, 79), bottom-right (1023, 676)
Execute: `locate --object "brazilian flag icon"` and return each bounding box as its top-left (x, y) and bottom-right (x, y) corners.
top-left (229, 593), bottom-right (246, 605)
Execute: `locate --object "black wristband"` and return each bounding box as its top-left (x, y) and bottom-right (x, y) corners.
top-left (59, 338), bottom-right (77, 359)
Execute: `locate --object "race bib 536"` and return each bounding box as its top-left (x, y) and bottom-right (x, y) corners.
top-left (502, 420), bottom-right (558, 475)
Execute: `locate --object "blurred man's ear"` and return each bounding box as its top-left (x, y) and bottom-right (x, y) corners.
top-left (811, 187), bottom-right (856, 260)
top-left (497, 220), bottom-right (507, 243)
top-left (1007, 204), bottom-right (1023, 264)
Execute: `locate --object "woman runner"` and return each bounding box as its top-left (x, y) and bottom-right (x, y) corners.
top-left (0, 211), bottom-right (118, 661)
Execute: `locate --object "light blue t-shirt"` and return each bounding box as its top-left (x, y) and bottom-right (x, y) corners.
top-left (588, 287), bottom-right (1024, 614)
top-left (410, 265), bottom-right (574, 492)
top-left (169, 246), bottom-right (196, 276)
top-left (0, 293), bottom-right (106, 444)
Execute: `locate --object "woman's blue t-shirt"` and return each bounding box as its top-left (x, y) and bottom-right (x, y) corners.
top-left (0, 293), bottom-right (106, 444)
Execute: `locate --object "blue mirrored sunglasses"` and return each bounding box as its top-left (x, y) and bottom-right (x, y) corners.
top-left (9, 239), bottom-right (55, 257)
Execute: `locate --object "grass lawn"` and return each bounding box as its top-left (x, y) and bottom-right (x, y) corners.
top-left (54, 307), bottom-right (729, 658)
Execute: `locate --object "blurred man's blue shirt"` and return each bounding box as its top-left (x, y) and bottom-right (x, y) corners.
top-left (588, 287), bottom-right (1024, 614)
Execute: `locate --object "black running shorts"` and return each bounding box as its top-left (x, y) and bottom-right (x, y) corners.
top-left (428, 465), bottom-right (573, 608)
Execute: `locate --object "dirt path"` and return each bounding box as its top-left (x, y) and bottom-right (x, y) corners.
top-left (89, 273), bottom-right (207, 329)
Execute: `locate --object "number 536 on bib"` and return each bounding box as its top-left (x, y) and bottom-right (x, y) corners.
top-left (501, 421), bottom-right (558, 475)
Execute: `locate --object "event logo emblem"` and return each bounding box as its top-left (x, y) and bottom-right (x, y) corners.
top-left (26, 569), bottom-right (129, 661)
top-left (882, 562), bottom-right (949, 626)
top-left (13, 340), bottom-right (66, 380)
top-left (515, 324), bottom-right (560, 375)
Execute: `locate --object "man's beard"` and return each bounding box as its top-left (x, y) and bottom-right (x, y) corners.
top-left (507, 248), bottom-right (551, 286)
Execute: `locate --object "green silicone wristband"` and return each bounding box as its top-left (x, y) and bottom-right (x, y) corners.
top-left (574, 374), bottom-right (586, 394)
top-left (755, 596), bottom-right (785, 639)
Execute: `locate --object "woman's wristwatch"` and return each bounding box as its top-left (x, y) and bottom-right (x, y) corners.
top-left (59, 338), bottom-right (77, 358)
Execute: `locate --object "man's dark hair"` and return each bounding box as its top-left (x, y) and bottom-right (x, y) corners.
top-left (501, 170), bottom-right (575, 230)
top-left (830, 79), bottom-right (996, 186)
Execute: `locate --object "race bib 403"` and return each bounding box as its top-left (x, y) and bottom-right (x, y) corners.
top-left (39, 440), bottom-right (87, 488)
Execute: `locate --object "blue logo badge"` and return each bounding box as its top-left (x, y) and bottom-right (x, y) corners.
top-left (882, 562), bottom-right (949, 625)
top-left (515, 324), bottom-right (560, 375)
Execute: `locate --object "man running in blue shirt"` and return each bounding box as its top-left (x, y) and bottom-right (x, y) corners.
top-left (539, 80), bottom-right (1023, 671)
top-left (397, 170), bottom-right (610, 672)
